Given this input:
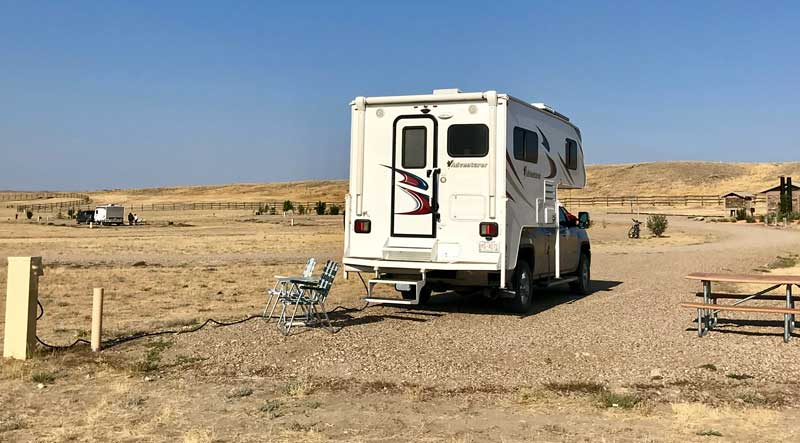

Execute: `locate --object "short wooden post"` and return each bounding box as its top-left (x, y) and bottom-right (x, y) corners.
top-left (91, 288), bottom-right (104, 352)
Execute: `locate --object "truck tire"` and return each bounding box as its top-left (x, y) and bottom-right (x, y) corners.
top-left (400, 286), bottom-right (432, 305)
top-left (506, 260), bottom-right (533, 313)
top-left (569, 252), bottom-right (591, 295)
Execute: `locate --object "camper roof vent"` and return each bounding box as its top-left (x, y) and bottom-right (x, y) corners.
top-left (433, 88), bottom-right (462, 95)
top-left (531, 102), bottom-right (570, 121)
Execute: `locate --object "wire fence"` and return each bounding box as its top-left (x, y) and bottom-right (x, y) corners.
top-left (16, 200), bottom-right (346, 214)
top-left (0, 192), bottom-right (89, 202)
top-left (561, 194), bottom-right (763, 208)
top-left (13, 194), bottom-right (764, 213)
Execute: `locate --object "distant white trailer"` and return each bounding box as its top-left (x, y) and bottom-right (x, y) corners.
top-left (94, 204), bottom-right (125, 226)
top-left (343, 89), bottom-right (591, 311)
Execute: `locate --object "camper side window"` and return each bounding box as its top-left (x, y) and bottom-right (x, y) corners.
top-left (402, 126), bottom-right (427, 169)
top-left (565, 139), bottom-right (578, 170)
top-left (512, 127), bottom-right (538, 163)
top-left (448, 124), bottom-right (488, 157)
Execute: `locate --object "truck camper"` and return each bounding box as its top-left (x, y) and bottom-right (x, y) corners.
top-left (343, 89), bottom-right (591, 312)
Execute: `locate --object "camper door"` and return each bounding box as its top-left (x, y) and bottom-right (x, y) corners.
top-left (390, 116), bottom-right (438, 238)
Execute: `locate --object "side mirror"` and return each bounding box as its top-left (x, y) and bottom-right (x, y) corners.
top-left (578, 212), bottom-right (590, 229)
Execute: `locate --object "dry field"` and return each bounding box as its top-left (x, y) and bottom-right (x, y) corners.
top-left (1, 206), bottom-right (800, 442)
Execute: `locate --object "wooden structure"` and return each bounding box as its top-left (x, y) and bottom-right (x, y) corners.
top-left (758, 183), bottom-right (800, 214)
top-left (720, 191), bottom-right (754, 217)
top-left (682, 273), bottom-right (800, 342)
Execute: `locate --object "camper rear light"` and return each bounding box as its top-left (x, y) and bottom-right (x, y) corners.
top-left (354, 219), bottom-right (371, 233)
top-left (479, 222), bottom-right (498, 238)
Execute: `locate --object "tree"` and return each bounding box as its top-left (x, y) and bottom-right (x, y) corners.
top-left (314, 201), bottom-right (327, 215)
top-left (646, 214), bottom-right (668, 237)
top-left (329, 204), bottom-right (340, 216)
top-left (282, 200), bottom-right (294, 213)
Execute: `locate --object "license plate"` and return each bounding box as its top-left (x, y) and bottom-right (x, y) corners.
top-left (479, 240), bottom-right (499, 253)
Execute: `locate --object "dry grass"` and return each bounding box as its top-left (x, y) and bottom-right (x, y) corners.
top-left (576, 161), bottom-right (800, 197)
top-left (281, 377), bottom-right (314, 398)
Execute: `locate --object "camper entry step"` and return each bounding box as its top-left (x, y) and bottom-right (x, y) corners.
top-left (366, 277), bottom-right (425, 305)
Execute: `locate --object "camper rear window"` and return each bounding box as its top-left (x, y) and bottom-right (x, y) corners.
top-left (447, 124), bottom-right (488, 157)
top-left (566, 139), bottom-right (578, 170)
top-left (402, 126), bottom-right (427, 168)
top-left (513, 127), bottom-right (538, 163)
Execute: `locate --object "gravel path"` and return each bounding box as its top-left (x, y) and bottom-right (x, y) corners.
top-left (167, 216), bottom-right (800, 390)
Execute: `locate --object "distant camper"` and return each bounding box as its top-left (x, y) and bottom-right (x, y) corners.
top-left (94, 204), bottom-right (125, 226)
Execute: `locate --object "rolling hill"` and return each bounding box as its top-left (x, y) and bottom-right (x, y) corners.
top-left (81, 162), bottom-right (800, 204)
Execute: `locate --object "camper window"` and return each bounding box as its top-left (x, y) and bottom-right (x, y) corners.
top-left (447, 124), bottom-right (488, 157)
top-left (513, 127), bottom-right (539, 163)
top-left (566, 139), bottom-right (578, 170)
top-left (402, 126), bottom-right (427, 168)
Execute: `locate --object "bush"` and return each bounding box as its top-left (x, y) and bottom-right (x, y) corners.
top-left (646, 214), bottom-right (668, 237)
top-left (269, 206), bottom-right (276, 215)
top-left (314, 201), bottom-right (327, 215)
top-left (282, 200), bottom-right (294, 213)
top-left (735, 208), bottom-right (748, 221)
top-left (26, 210), bottom-right (33, 220)
top-left (297, 205), bottom-right (306, 215)
top-left (329, 204), bottom-right (340, 216)
top-left (67, 208), bottom-right (75, 218)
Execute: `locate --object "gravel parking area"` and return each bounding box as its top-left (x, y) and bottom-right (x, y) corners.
top-left (173, 215), bottom-right (800, 390)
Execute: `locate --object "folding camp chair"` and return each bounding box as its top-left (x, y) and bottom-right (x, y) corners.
top-left (263, 257), bottom-right (316, 321)
top-left (277, 260), bottom-right (339, 336)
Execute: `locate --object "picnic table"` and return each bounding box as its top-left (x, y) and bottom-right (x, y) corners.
top-left (681, 273), bottom-right (800, 342)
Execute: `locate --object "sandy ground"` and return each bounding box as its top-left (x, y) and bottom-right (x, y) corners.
top-left (1, 211), bottom-right (800, 442)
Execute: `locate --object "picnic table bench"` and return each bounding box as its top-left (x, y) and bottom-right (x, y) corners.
top-left (681, 273), bottom-right (800, 342)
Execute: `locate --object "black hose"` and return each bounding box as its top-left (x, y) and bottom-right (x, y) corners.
top-left (34, 274), bottom-right (375, 350)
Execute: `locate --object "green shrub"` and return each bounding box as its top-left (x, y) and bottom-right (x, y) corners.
top-left (735, 208), bottom-right (748, 221)
top-left (646, 214), bottom-right (668, 237)
top-left (26, 210), bottom-right (33, 220)
top-left (282, 200), bottom-right (294, 212)
top-left (329, 204), bottom-right (340, 216)
top-left (597, 391), bottom-right (641, 409)
top-left (297, 205), bottom-right (306, 215)
top-left (314, 201), bottom-right (327, 215)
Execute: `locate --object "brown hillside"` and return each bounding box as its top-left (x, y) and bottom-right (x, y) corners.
top-left (81, 162), bottom-right (800, 204)
top-left (576, 162), bottom-right (800, 197)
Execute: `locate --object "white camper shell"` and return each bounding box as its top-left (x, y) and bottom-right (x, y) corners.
top-left (343, 89), bottom-right (589, 308)
top-left (94, 204), bottom-right (125, 226)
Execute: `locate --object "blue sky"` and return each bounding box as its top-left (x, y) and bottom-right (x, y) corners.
top-left (1, 1), bottom-right (798, 190)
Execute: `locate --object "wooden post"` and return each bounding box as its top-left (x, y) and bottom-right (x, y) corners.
top-left (91, 288), bottom-right (104, 352)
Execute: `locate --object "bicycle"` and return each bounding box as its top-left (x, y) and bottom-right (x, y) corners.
top-left (628, 219), bottom-right (642, 239)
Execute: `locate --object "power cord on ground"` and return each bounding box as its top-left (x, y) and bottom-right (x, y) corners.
top-left (33, 272), bottom-right (375, 350)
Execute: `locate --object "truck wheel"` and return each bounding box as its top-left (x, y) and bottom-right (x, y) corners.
top-left (506, 261), bottom-right (533, 313)
top-left (400, 286), bottom-right (432, 305)
top-left (569, 252), bottom-right (591, 295)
